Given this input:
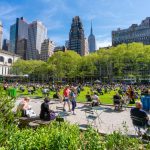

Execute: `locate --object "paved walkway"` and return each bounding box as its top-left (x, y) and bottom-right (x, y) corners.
top-left (15, 98), bottom-right (150, 136)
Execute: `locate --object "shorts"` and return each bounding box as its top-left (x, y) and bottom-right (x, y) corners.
top-left (64, 98), bottom-right (70, 102)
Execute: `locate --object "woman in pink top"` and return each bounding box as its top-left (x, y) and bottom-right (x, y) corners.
top-left (63, 85), bottom-right (71, 111)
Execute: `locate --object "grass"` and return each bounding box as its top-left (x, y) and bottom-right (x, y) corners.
top-left (15, 86), bottom-right (117, 105)
top-left (13, 86), bottom-right (137, 106)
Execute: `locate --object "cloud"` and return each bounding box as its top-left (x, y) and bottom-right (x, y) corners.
top-left (3, 27), bottom-right (9, 39)
top-left (97, 39), bottom-right (112, 49)
top-left (0, 3), bottom-right (18, 21)
top-left (96, 34), bottom-right (112, 48)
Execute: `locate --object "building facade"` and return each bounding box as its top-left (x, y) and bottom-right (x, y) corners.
top-left (17, 39), bottom-right (27, 59)
top-left (0, 50), bottom-right (20, 76)
top-left (9, 17), bottom-right (28, 54)
top-left (54, 46), bottom-right (67, 53)
top-left (112, 17), bottom-right (150, 46)
top-left (84, 38), bottom-right (89, 55)
top-left (88, 22), bottom-right (96, 52)
top-left (0, 21), bottom-right (3, 50)
top-left (40, 39), bottom-right (55, 61)
top-left (69, 16), bottom-right (85, 56)
top-left (27, 21), bottom-right (47, 60)
top-left (2, 39), bottom-right (9, 51)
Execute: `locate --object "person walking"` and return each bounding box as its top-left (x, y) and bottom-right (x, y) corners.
top-left (63, 85), bottom-right (71, 111)
top-left (70, 87), bottom-right (77, 115)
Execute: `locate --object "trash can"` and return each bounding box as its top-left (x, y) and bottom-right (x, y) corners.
top-left (8, 88), bottom-right (17, 98)
top-left (141, 95), bottom-right (150, 111)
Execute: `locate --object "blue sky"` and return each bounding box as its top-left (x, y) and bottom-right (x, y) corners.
top-left (0, 0), bottom-right (150, 48)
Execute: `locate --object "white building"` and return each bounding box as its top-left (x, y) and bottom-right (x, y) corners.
top-left (27, 21), bottom-right (47, 60)
top-left (84, 38), bottom-right (89, 56)
top-left (0, 50), bottom-right (20, 76)
top-left (40, 39), bottom-right (55, 61)
top-left (0, 21), bottom-right (3, 50)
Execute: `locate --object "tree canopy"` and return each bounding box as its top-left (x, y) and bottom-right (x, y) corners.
top-left (12, 43), bottom-right (150, 81)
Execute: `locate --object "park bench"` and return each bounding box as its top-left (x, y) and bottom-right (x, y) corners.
top-left (19, 116), bottom-right (40, 128)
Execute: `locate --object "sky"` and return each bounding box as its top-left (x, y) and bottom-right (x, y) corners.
top-left (0, 0), bottom-right (150, 48)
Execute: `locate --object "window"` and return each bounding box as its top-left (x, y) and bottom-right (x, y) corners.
top-left (0, 56), bottom-right (4, 62)
top-left (8, 58), bottom-right (12, 64)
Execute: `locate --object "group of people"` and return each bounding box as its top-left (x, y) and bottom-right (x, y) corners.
top-left (63, 85), bottom-right (77, 115)
top-left (17, 97), bottom-right (56, 121)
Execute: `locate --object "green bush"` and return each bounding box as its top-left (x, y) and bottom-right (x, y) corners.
top-left (105, 131), bottom-right (143, 150)
top-left (7, 122), bottom-right (81, 150)
top-left (0, 86), bottom-right (18, 147)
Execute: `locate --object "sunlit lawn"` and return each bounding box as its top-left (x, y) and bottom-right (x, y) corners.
top-left (16, 86), bottom-right (136, 106)
top-left (16, 86), bottom-right (116, 104)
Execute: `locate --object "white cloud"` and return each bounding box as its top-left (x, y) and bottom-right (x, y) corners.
top-left (3, 27), bottom-right (9, 39)
top-left (0, 4), bottom-right (18, 21)
top-left (96, 39), bottom-right (112, 49)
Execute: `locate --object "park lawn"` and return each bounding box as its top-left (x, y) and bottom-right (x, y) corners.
top-left (16, 86), bottom-right (136, 106)
top-left (16, 87), bottom-right (55, 99)
top-left (76, 87), bottom-right (115, 104)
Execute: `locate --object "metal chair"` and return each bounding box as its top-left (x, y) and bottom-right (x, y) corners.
top-left (84, 107), bottom-right (98, 129)
top-left (131, 115), bottom-right (148, 136)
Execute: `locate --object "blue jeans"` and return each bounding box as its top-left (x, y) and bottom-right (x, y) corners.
top-left (72, 100), bottom-right (76, 111)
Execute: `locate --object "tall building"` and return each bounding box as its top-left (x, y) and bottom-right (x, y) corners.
top-left (27, 21), bottom-right (47, 60)
top-left (40, 39), bottom-right (55, 61)
top-left (112, 17), bottom-right (150, 46)
top-left (84, 38), bottom-right (89, 56)
top-left (17, 39), bottom-right (27, 59)
top-left (2, 39), bottom-right (9, 51)
top-left (0, 21), bottom-right (3, 50)
top-left (9, 17), bottom-right (28, 54)
top-left (88, 22), bottom-right (96, 52)
top-left (69, 16), bottom-right (85, 56)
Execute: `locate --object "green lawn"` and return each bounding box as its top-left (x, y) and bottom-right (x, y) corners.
top-left (76, 87), bottom-right (115, 104)
top-left (15, 86), bottom-right (136, 106)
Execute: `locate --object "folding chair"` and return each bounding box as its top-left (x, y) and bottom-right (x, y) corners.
top-left (84, 107), bottom-right (98, 129)
top-left (131, 115), bottom-right (148, 136)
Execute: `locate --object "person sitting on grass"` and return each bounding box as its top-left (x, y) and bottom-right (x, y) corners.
top-left (91, 92), bottom-right (100, 107)
top-left (42, 88), bottom-right (49, 97)
top-left (40, 97), bottom-right (56, 121)
top-left (86, 91), bottom-right (92, 102)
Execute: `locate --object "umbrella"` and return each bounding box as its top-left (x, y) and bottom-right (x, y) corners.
top-left (94, 80), bottom-right (101, 84)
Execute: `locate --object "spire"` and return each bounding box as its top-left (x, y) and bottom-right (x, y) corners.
top-left (90, 21), bottom-right (93, 35)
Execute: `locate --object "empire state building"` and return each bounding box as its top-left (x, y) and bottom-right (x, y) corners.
top-left (88, 22), bottom-right (96, 53)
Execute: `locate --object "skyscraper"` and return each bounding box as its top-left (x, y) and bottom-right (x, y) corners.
top-left (69, 16), bottom-right (85, 56)
top-left (27, 21), bottom-right (47, 60)
top-left (40, 39), bottom-right (55, 61)
top-left (88, 22), bottom-right (96, 53)
top-left (17, 38), bottom-right (27, 59)
top-left (9, 17), bottom-right (28, 54)
top-left (2, 39), bottom-right (9, 51)
top-left (84, 38), bottom-right (89, 56)
top-left (0, 21), bottom-right (3, 50)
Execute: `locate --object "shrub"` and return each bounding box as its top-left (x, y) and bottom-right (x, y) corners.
top-left (80, 127), bottom-right (105, 150)
top-left (105, 131), bottom-right (143, 150)
top-left (0, 86), bottom-right (18, 147)
top-left (7, 122), bottom-right (81, 150)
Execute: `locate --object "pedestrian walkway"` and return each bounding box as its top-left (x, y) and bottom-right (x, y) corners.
top-left (15, 98), bottom-right (150, 136)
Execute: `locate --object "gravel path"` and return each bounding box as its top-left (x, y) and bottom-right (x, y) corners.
top-left (15, 98), bottom-right (150, 136)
